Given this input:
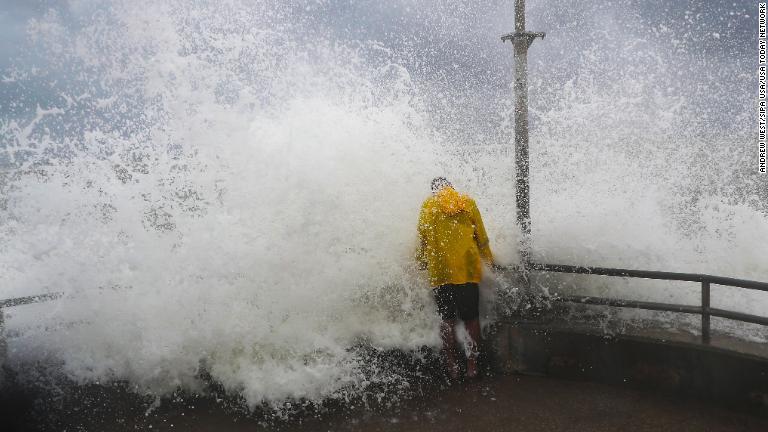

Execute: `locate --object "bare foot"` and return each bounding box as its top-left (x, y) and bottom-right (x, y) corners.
top-left (447, 363), bottom-right (460, 381)
top-left (466, 358), bottom-right (479, 380)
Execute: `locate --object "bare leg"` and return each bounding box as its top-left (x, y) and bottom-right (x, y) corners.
top-left (439, 319), bottom-right (459, 380)
top-left (464, 319), bottom-right (481, 379)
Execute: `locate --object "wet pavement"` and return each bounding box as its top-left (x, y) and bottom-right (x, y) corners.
top-left (66, 374), bottom-right (767, 432)
top-left (6, 323), bottom-right (768, 431)
top-left (286, 375), bottom-right (768, 432)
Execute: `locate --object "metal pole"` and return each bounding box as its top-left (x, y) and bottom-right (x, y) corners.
top-left (502, 1), bottom-right (544, 275)
top-left (515, 0), bottom-right (525, 32)
top-left (701, 280), bottom-right (711, 345)
top-left (514, 0), bottom-right (530, 267)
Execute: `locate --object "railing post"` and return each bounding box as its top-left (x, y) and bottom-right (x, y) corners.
top-left (501, 0), bottom-right (544, 290)
top-left (701, 280), bottom-right (711, 345)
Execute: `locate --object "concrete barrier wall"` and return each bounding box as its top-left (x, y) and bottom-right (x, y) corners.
top-left (492, 323), bottom-right (768, 415)
top-left (0, 309), bottom-right (5, 386)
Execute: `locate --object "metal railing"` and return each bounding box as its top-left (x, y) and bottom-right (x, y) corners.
top-left (3, 264), bottom-right (768, 347)
top-left (530, 263), bottom-right (768, 344)
top-left (0, 292), bottom-right (63, 309)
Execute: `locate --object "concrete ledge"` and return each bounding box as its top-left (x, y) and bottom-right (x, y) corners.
top-left (492, 323), bottom-right (768, 415)
top-left (0, 309), bottom-right (5, 385)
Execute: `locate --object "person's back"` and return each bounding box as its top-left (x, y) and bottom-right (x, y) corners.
top-left (416, 177), bottom-right (494, 381)
top-left (417, 186), bottom-right (492, 286)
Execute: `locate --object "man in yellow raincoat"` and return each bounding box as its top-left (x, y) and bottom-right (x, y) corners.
top-left (416, 177), bottom-right (494, 380)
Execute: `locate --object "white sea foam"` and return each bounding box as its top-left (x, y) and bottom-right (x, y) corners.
top-left (0, 0), bottom-right (765, 406)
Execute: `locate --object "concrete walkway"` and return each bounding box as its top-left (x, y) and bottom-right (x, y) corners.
top-left (89, 375), bottom-right (767, 432)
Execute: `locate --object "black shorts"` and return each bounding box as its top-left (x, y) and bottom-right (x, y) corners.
top-left (433, 283), bottom-right (479, 321)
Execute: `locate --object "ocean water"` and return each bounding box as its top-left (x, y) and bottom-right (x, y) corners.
top-left (0, 0), bottom-right (765, 407)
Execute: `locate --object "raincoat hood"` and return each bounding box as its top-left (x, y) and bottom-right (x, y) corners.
top-left (416, 189), bottom-right (494, 286)
top-left (435, 187), bottom-right (469, 215)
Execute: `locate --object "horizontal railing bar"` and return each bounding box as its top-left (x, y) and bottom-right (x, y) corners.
top-left (704, 275), bottom-right (768, 292)
top-left (709, 308), bottom-right (768, 327)
top-left (530, 263), bottom-right (768, 292)
top-left (555, 295), bottom-right (703, 315)
top-left (0, 292), bottom-right (63, 308)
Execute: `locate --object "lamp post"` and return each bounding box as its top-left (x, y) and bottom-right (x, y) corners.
top-left (501, 0), bottom-right (544, 275)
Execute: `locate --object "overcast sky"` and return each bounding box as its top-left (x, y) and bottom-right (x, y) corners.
top-left (0, 0), bottom-right (757, 137)
top-left (0, 0), bottom-right (756, 72)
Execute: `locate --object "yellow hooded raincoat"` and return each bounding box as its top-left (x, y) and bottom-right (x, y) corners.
top-left (416, 188), bottom-right (493, 287)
